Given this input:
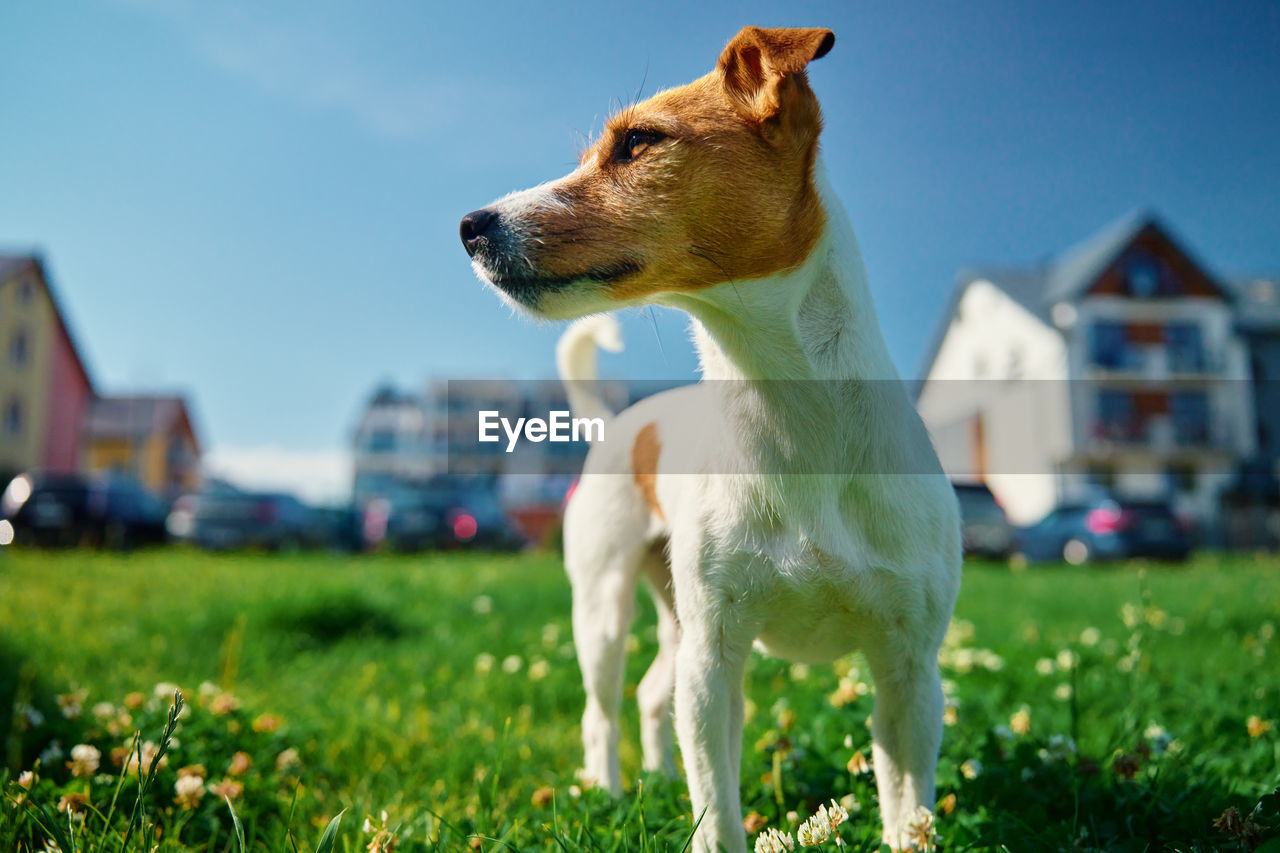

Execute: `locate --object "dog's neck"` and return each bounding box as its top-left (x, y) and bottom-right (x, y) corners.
top-left (659, 162), bottom-right (900, 385)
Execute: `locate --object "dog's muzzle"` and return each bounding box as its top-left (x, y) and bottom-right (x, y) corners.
top-left (460, 208), bottom-right (498, 258)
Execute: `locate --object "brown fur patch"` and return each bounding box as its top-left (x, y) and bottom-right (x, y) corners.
top-left (632, 422), bottom-right (665, 521)
top-left (499, 27), bottom-right (834, 303)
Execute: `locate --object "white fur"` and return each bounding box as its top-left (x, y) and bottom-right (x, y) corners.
top-left (552, 163), bottom-right (962, 852)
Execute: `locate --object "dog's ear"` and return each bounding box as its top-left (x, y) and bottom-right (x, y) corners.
top-left (717, 26), bottom-right (834, 139)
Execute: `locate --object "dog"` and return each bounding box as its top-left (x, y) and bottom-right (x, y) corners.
top-left (461, 26), bottom-right (961, 852)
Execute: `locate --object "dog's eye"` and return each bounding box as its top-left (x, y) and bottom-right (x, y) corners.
top-left (616, 129), bottom-right (664, 163)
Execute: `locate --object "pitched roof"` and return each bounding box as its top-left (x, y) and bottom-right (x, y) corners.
top-left (917, 212), bottom-right (1228, 379)
top-left (0, 255), bottom-right (30, 282)
top-left (85, 395), bottom-right (194, 441)
top-left (0, 253), bottom-right (95, 392)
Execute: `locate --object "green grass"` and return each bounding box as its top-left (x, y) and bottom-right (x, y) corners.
top-left (1, 547), bottom-right (1278, 851)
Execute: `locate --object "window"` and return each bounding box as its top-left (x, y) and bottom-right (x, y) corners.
top-left (1006, 346), bottom-right (1024, 379)
top-left (1089, 322), bottom-right (1129, 368)
top-left (9, 329), bottom-right (28, 367)
top-left (1165, 323), bottom-right (1205, 372)
top-left (365, 429), bottom-right (397, 453)
top-left (1096, 390), bottom-right (1137, 441)
top-left (1126, 254), bottom-right (1161, 298)
top-left (1171, 391), bottom-right (1210, 446)
top-left (3, 398), bottom-right (21, 436)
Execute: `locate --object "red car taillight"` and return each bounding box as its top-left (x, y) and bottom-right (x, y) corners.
top-left (1086, 507), bottom-right (1133, 534)
top-left (453, 513), bottom-right (477, 541)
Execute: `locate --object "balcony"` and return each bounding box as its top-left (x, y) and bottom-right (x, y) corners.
top-left (1086, 321), bottom-right (1219, 380)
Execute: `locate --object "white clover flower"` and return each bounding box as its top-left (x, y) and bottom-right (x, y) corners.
top-left (1056, 649), bottom-right (1076, 670)
top-left (18, 770), bottom-right (35, 789)
top-left (154, 682), bottom-right (180, 700)
top-left (754, 827), bottom-right (795, 853)
top-left (1054, 683), bottom-right (1073, 701)
top-left (68, 744), bottom-right (100, 778)
top-left (529, 659), bottom-right (550, 681)
top-left (174, 774), bottom-right (205, 809)
top-left (960, 759), bottom-right (982, 779)
top-left (501, 655), bottom-right (523, 674)
top-left (276, 748), bottom-right (301, 772)
top-left (472, 595), bottom-right (493, 615)
top-left (977, 650), bottom-right (1005, 671)
top-left (1035, 658), bottom-right (1055, 676)
top-left (1080, 626), bottom-right (1101, 646)
top-left (906, 805), bottom-right (935, 850)
top-left (474, 653), bottom-right (495, 675)
top-left (796, 812), bottom-right (829, 846)
top-left (823, 799), bottom-right (849, 831)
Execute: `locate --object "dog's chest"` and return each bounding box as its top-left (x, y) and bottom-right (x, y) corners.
top-left (746, 541), bottom-right (879, 664)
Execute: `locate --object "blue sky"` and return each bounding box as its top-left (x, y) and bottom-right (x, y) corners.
top-left (2, 1), bottom-right (1278, 497)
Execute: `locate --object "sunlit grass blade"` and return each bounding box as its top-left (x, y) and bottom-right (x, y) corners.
top-left (225, 794), bottom-right (246, 853)
top-left (314, 808), bottom-right (345, 853)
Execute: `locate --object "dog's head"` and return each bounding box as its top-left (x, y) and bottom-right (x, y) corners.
top-left (462, 26), bottom-right (835, 319)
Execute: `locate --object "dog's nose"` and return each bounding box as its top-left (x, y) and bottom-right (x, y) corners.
top-left (460, 209), bottom-right (498, 256)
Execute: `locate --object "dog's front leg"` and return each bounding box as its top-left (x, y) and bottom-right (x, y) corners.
top-left (864, 633), bottom-right (947, 851)
top-left (671, 547), bottom-right (755, 853)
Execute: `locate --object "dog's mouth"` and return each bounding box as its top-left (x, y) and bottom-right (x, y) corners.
top-left (478, 260), bottom-right (644, 307)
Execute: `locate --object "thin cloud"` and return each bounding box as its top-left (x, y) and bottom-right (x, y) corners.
top-left (115, 0), bottom-right (464, 141)
top-left (204, 445), bottom-right (352, 505)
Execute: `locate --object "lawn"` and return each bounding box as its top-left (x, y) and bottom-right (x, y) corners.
top-left (1, 548), bottom-right (1278, 851)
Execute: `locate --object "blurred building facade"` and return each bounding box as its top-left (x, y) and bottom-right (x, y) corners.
top-left (84, 395), bottom-right (202, 500)
top-left (0, 252), bottom-right (203, 500)
top-left (918, 213), bottom-right (1277, 537)
top-left (0, 255), bottom-right (95, 482)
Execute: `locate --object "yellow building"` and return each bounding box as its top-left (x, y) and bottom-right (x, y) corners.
top-left (0, 255), bottom-right (95, 482)
top-left (83, 396), bottom-right (202, 499)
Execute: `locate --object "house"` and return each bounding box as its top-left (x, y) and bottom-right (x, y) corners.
top-left (83, 395), bottom-right (202, 500)
top-left (1232, 276), bottom-right (1280, 469)
top-left (917, 213), bottom-right (1259, 528)
top-left (0, 255), bottom-right (95, 482)
top-left (351, 384), bottom-right (437, 507)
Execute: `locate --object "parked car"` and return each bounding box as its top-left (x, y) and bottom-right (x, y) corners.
top-left (1, 471), bottom-right (167, 549)
top-left (953, 482), bottom-right (1014, 558)
top-left (168, 490), bottom-right (328, 551)
top-left (373, 483), bottom-right (525, 552)
top-left (1014, 496), bottom-right (1191, 565)
top-left (314, 505), bottom-right (366, 552)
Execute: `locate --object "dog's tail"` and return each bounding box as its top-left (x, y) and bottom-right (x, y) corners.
top-left (556, 314), bottom-right (623, 424)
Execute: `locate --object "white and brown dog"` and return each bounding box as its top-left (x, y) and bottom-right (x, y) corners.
top-left (462, 26), bottom-right (961, 853)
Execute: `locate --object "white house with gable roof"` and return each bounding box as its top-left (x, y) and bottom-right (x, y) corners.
top-left (917, 212), bottom-right (1256, 526)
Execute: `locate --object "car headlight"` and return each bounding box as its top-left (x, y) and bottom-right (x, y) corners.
top-left (2, 475), bottom-right (32, 517)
